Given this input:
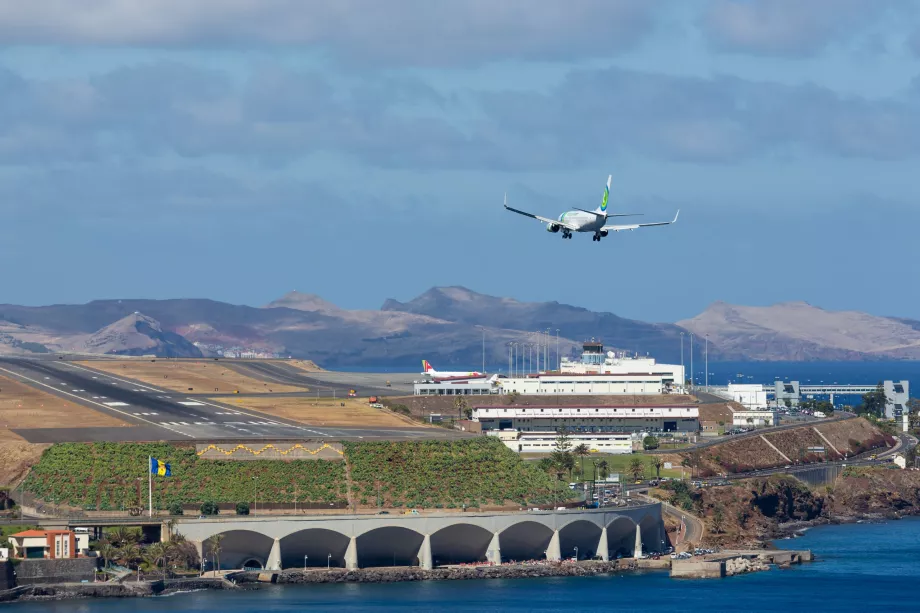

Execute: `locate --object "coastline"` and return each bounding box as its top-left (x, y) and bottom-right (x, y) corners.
top-left (1, 560), bottom-right (644, 604)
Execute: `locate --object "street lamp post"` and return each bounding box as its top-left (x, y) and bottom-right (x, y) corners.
top-left (556, 329), bottom-right (560, 370)
top-left (705, 334), bottom-right (709, 390)
top-left (574, 546), bottom-right (578, 561)
top-left (689, 333), bottom-right (694, 389)
top-left (252, 477), bottom-right (258, 517)
top-left (680, 332), bottom-right (685, 389)
top-left (304, 555), bottom-right (308, 572)
top-left (327, 553), bottom-right (332, 569)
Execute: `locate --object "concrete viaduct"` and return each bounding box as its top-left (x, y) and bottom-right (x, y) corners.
top-left (170, 504), bottom-right (665, 571)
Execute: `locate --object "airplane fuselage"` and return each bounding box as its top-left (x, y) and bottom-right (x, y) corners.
top-left (557, 211), bottom-right (604, 232)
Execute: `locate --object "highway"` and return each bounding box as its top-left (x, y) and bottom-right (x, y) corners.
top-left (0, 358), bottom-right (469, 442)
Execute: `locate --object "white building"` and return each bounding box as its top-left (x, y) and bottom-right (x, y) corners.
top-left (498, 373), bottom-right (669, 396)
top-left (559, 341), bottom-right (684, 390)
top-left (414, 378), bottom-right (498, 396)
top-left (489, 430), bottom-right (634, 454)
top-left (732, 410), bottom-right (778, 428)
top-left (473, 404), bottom-right (700, 434)
top-left (725, 383), bottom-right (768, 410)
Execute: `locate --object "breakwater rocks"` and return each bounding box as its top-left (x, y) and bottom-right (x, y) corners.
top-left (2, 578), bottom-right (233, 604)
top-left (272, 561), bottom-right (639, 585)
top-left (724, 557), bottom-right (770, 576)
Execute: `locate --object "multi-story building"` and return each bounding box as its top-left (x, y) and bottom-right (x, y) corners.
top-left (473, 404), bottom-right (699, 434)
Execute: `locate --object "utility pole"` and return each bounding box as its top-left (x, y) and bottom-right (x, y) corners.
top-left (689, 333), bottom-right (694, 390)
top-left (508, 343), bottom-right (512, 377)
top-left (481, 327), bottom-right (485, 373)
top-left (680, 332), bottom-right (685, 389)
top-left (556, 329), bottom-right (560, 370)
top-left (705, 334), bottom-right (709, 390)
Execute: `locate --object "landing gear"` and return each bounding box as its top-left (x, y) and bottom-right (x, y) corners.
top-left (562, 230), bottom-right (572, 239)
top-left (592, 232), bottom-right (602, 242)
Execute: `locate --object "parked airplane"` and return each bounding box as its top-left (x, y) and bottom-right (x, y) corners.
top-left (503, 174), bottom-right (679, 242)
top-left (421, 360), bottom-right (484, 380)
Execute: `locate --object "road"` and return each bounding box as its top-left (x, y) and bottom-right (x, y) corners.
top-left (647, 411), bottom-right (856, 455)
top-left (0, 358), bottom-right (469, 442)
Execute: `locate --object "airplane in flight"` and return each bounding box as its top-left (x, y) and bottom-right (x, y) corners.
top-left (421, 360), bottom-right (485, 380)
top-left (503, 174), bottom-right (679, 242)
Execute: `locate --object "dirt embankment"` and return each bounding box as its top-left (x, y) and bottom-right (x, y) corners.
top-left (653, 466), bottom-right (920, 549)
top-left (680, 418), bottom-right (894, 476)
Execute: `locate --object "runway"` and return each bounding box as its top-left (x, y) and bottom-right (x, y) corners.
top-left (0, 358), bottom-right (468, 443)
top-left (224, 361), bottom-right (417, 396)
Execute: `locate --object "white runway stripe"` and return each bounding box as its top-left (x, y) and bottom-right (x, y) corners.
top-left (103, 402), bottom-right (129, 407)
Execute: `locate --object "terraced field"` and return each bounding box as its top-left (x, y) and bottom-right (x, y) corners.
top-left (23, 438), bottom-right (566, 512)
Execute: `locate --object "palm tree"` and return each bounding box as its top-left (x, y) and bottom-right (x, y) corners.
top-left (652, 457), bottom-right (664, 479)
top-left (597, 460), bottom-right (609, 480)
top-left (454, 396), bottom-right (469, 420)
top-left (206, 534), bottom-right (225, 572)
top-left (117, 543), bottom-right (142, 573)
top-left (146, 542), bottom-right (170, 579)
top-left (110, 526), bottom-right (139, 548)
top-left (97, 542), bottom-right (117, 569)
top-left (573, 444), bottom-right (590, 480)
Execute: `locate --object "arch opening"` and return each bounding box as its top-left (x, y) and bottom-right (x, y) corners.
top-left (280, 528), bottom-right (351, 569)
top-left (430, 524), bottom-right (493, 566)
top-left (498, 521), bottom-right (554, 563)
top-left (204, 530), bottom-right (274, 571)
top-left (606, 516), bottom-right (637, 559)
top-left (559, 520), bottom-right (602, 561)
top-left (639, 514), bottom-right (663, 555)
top-left (356, 527), bottom-right (424, 568)
top-left (241, 558), bottom-right (264, 570)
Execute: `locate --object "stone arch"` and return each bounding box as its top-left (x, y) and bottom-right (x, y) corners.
top-left (558, 519), bottom-right (602, 561)
top-left (356, 526), bottom-right (425, 568)
top-left (606, 516), bottom-right (637, 558)
top-left (639, 514), bottom-right (663, 555)
top-left (280, 528), bottom-right (352, 569)
top-left (430, 523), bottom-right (494, 565)
top-left (241, 558), bottom-right (264, 570)
top-left (204, 530), bottom-right (274, 571)
top-left (498, 520), bottom-right (555, 563)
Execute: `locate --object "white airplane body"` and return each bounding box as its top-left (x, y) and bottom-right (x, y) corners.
top-left (421, 360), bottom-right (484, 380)
top-left (504, 174), bottom-right (679, 242)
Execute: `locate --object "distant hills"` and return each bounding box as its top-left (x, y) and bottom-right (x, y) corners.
top-left (0, 289), bottom-right (917, 365)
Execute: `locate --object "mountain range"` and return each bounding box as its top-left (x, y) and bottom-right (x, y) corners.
top-left (1, 288), bottom-right (918, 365)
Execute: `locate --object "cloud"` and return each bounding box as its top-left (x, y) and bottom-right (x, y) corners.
top-left (2, 61), bottom-right (920, 174)
top-left (476, 67), bottom-right (920, 165)
top-left (0, 0), bottom-right (656, 66)
top-left (700, 0), bottom-right (897, 56)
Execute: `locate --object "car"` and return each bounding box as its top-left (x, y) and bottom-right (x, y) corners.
top-left (784, 465), bottom-right (792, 469)
top-left (376, 511), bottom-right (390, 515)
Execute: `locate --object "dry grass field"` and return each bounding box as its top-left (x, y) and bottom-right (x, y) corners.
top-left (79, 360), bottom-right (308, 394)
top-left (0, 374), bottom-right (131, 485)
top-left (283, 360), bottom-right (325, 373)
top-left (213, 396), bottom-right (424, 428)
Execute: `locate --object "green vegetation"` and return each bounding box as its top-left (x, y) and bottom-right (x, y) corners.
top-left (642, 436), bottom-right (659, 450)
top-left (0, 525), bottom-right (39, 549)
top-left (235, 502), bottom-right (250, 515)
top-left (200, 501), bottom-right (219, 515)
top-left (23, 443), bottom-right (346, 511)
top-left (541, 453), bottom-right (682, 481)
top-left (345, 438), bottom-right (566, 509)
top-left (857, 383), bottom-right (888, 418)
top-left (799, 398), bottom-right (834, 416)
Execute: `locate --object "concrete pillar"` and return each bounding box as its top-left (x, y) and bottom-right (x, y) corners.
top-left (417, 534), bottom-right (432, 570)
top-left (344, 536), bottom-right (358, 570)
top-left (486, 532), bottom-right (501, 564)
top-left (633, 524), bottom-right (642, 558)
top-left (596, 527), bottom-right (609, 562)
top-left (267, 538), bottom-right (282, 571)
top-left (545, 530), bottom-right (561, 562)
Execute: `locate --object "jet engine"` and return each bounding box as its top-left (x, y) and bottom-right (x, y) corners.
top-left (599, 230), bottom-right (608, 238)
top-left (546, 223), bottom-right (560, 233)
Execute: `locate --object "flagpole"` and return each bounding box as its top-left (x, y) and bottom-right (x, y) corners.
top-left (148, 456), bottom-right (153, 518)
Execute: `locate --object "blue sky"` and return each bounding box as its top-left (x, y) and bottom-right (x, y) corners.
top-left (2, 0), bottom-right (920, 323)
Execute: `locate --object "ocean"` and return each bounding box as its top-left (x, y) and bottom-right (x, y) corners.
top-left (7, 518), bottom-right (920, 612)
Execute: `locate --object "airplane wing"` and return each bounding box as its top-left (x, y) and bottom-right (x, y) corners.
top-left (504, 194), bottom-right (578, 231)
top-left (571, 207), bottom-right (643, 218)
top-left (602, 210), bottom-right (679, 232)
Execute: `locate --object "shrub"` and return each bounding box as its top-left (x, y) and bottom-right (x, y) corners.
top-left (235, 502), bottom-right (250, 515)
top-left (167, 501), bottom-right (184, 516)
top-left (200, 501), bottom-right (219, 515)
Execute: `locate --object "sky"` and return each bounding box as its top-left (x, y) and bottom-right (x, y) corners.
top-left (2, 0), bottom-right (920, 323)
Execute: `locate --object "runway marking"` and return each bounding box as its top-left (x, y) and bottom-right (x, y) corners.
top-left (62, 362), bottom-right (165, 393)
top-left (0, 365), bottom-right (193, 438)
top-left (178, 401), bottom-right (204, 406)
top-left (103, 402), bottom-right (129, 407)
top-left (133, 412), bottom-right (158, 416)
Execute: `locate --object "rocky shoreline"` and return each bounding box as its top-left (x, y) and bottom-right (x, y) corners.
top-left (0, 561), bottom-right (641, 604)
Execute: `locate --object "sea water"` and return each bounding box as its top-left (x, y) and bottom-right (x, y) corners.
top-left (8, 518), bottom-right (920, 612)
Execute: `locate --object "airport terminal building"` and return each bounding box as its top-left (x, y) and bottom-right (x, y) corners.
top-left (497, 373), bottom-right (670, 396)
top-left (472, 404), bottom-right (700, 434)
